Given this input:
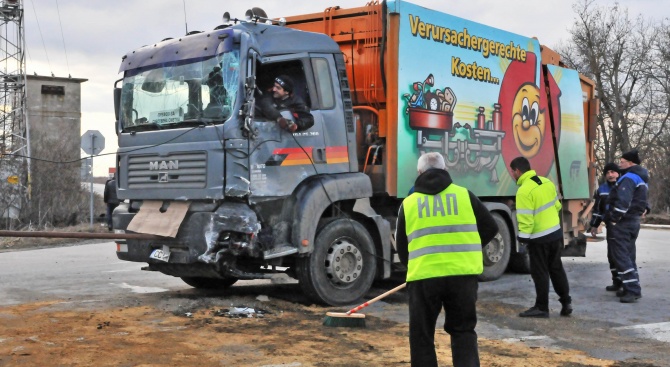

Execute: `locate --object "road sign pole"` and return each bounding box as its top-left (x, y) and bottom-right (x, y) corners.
top-left (80, 130), bottom-right (105, 232)
top-left (89, 134), bottom-right (95, 231)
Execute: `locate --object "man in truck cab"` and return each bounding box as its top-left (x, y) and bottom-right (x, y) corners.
top-left (255, 74), bottom-right (314, 132)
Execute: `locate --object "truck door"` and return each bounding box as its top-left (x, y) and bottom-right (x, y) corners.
top-left (248, 54), bottom-right (349, 197)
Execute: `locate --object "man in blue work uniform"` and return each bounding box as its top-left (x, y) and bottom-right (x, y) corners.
top-left (606, 149), bottom-right (649, 303)
top-left (589, 162), bottom-right (621, 291)
top-left (510, 157), bottom-right (572, 318)
top-left (396, 152), bottom-right (498, 367)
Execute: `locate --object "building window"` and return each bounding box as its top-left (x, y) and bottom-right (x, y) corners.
top-left (41, 85), bottom-right (65, 95)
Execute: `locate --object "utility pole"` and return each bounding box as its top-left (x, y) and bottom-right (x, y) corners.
top-left (0, 0), bottom-right (29, 226)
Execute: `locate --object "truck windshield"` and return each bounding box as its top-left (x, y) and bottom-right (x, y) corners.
top-left (119, 49), bottom-right (240, 131)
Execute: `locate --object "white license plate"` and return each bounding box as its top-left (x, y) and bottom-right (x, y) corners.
top-left (149, 248), bottom-right (170, 262)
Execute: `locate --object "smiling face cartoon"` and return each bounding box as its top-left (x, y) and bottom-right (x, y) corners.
top-left (499, 52), bottom-right (561, 178)
top-left (512, 83), bottom-right (546, 158)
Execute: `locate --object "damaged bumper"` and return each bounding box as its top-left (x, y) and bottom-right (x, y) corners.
top-left (115, 201), bottom-right (264, 277)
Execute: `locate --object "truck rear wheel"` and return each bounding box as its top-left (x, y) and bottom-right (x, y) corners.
top-left (296, 218), bottom-right (377, 306)
top-left (478, 212), bottom-right (511, 281)
top-left (180, 276), bottom-right (238, 289)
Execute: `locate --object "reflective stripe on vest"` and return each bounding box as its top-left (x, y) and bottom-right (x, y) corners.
top-left (515, 170), bottom-right (561, 240)
top-left (403, 184), bottom-right (483, 282)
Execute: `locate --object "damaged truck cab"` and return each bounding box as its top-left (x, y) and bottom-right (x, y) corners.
top-left (113, 20), bottom-right (391, 306)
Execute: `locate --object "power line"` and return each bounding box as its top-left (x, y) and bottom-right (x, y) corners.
top-left (54, 0), bottom-right (70, 76)
top-left (29, 0), bottom-right (52, 74)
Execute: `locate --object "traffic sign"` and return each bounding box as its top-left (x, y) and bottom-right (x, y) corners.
top-left (81, 130), bottom-right (105, 155)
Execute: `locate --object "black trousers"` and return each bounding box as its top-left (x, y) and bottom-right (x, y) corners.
top-left (408, 275), bottom-right (479, 367)
top-left (609, 218), bottom-right (641, 296)
top-left (527, 239), bottom-right (571, 311)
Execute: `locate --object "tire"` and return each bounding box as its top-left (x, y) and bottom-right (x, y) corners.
top-left (180, 276), bottom-right (238, 289)
top-left (478, 213), bottom-right (511, 281)
top-left (296, 218), bottom-right (377, 306)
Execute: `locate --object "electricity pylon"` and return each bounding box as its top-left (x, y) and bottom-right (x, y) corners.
top-left (0, 0), bottom-right (29, 224)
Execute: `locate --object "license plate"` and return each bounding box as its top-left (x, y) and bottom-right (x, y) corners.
top-left (149, 248), bottom-right (170, 262)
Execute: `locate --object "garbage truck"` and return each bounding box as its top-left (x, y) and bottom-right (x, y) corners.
top-left (112, 0), bottom-right (597, 306)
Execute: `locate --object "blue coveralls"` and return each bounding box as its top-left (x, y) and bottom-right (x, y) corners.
top-left (606, 166), bottom-right (649, 297)
top-left (590, 182), bottom-right (620, 285)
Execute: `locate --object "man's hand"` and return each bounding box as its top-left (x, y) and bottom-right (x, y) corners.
top-left (590, 227), bottom-right (598, 238)
top-left (277, 117), bottom-right (297, 132)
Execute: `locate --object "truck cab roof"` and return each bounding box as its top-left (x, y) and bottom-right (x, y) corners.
top-left (119, 22), bottom-right (340, 73)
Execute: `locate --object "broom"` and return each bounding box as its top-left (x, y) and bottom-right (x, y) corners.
top-left (323, 282), bottom-right (406, 328)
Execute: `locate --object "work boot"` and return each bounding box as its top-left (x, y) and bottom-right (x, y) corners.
top-left (605, 283), bottom-right (621, 292)
top-left (518, 307), bottom-right (549, 318)
top-left (617, 289), bottom-right (642, 298)
top-left (560, 302), bottom-right (573, 317)
top-left (620, 293), bottom-right (642, 303)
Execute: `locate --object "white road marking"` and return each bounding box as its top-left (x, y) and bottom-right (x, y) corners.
top-left (112, 282), bottom-right (169, 294)
top-left (502, 335), bottom-right (551, 343)
top-left (102, 269), bottom-right (134, 273)
top-left (613, 322), bottom-right (670, 343)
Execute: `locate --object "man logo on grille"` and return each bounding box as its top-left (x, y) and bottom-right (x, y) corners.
top-left (158, 172), bottom-right (169, 183)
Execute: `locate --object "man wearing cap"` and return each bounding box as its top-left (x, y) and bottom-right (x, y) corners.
top-left (589, 162), bottom-right (621, 291)
top-left (606, 149), bottom-right (649, 303)
top-left (255, 74), bottom-right (314, 132)
top-left (510, 156), bottom-right (572, 318)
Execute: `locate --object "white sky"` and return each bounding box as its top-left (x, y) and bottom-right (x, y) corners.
top-left (22, 0), bottom-right (669, 176)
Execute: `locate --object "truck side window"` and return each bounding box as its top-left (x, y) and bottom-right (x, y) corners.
top-left (312, 58), bottom-right (335, 110)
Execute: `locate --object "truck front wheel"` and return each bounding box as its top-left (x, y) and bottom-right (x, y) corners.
top-left (296, 218), bottom-right (377, 306)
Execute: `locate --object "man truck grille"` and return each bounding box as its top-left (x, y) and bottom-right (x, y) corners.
top-left (127, 152), bottom-right (207, 189)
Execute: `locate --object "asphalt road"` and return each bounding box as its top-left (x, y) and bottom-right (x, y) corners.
top-left (1, 227), bottom-right (668, 365)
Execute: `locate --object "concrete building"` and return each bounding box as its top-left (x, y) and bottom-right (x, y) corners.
top-left (25, 75), bottom-right (88, 225)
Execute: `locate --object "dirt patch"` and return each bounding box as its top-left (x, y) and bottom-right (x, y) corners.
top-left (0, 299), bottom-right (630, 367)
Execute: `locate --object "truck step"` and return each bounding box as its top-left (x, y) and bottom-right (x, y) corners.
top-left (263, 245), bottom-right (298, 260)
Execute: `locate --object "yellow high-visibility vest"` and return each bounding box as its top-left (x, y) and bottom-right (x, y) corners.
top-left (515, 170), bottom-right (562, 241)
top-left (403, 184), bottom-right (483, 282)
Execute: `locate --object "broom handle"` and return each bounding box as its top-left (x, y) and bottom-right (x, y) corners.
top-left (346, 283), bottom-right (406, 315)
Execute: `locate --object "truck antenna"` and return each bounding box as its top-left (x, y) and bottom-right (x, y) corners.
top-left (182, 0), bottom-right (188, 34)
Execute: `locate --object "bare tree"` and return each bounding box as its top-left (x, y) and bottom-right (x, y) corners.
top-left (557, 0), bottom-right (670, 213)
top-left (643, 20), bottom-right (670, 213)
top-left (557, 0), bottom-right (666, 164)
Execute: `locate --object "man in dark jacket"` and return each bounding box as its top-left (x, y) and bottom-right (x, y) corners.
top-left (589, 162), bottom-right (621, 291)
top-left (255, 75), bottom-right (314, 132)
top-left (396, 152), bottom-right (498, 367)
top-left (607, 149), bottom-right (649, 303)
top-left (103, 174), bottom-right (120, 231)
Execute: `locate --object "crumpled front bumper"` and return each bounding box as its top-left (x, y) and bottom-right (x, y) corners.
top-left (114, 201), bottom-right (261, 267)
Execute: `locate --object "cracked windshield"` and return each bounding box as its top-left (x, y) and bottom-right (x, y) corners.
top-left (120, 49), bottom-right (239, 131)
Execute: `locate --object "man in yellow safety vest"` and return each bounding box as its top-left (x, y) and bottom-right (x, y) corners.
top-left (510, 156), bottom-right (572, 318)
top-left (396, 152), bottom-right (498, 367)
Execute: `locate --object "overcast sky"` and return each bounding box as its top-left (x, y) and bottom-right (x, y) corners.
top-left (22, 0), bottom-right (669, 176)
